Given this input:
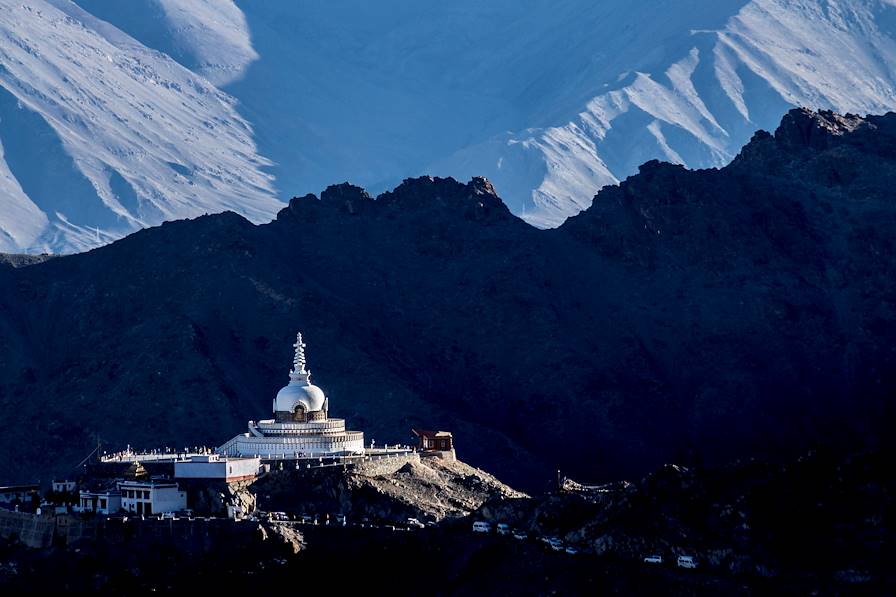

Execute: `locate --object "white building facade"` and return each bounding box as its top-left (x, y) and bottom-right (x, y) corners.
top-left (119, 480), bottom-right (186, 515)
top-left (218, 333), bottom-right (365, 459)
top-left (175, 454), bottom-right (261, 482)
top-left (78, 489), bottom-right (121, 514)
top-left (52, 480), bottom-right (77, 493)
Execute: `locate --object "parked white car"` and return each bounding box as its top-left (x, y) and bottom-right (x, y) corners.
top-left (643, 555), bottom-right (663, 564)
top-left (496, 523), bottom-right (511, 535)
top-left (407, 517), bottom-right (425, 528)
top-left (677, 555), bottom-right (697, 569)
top-left (472, 521), bottom-right (492, 533)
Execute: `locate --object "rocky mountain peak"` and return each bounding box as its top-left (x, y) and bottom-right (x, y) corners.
top-left (278, 176), bottom-right (512, 224)
top-left (320, 182), bottom-right (373, 217)
top-left (723, 108), bottom-right (896, 179)
top-left (773, 107), bottom-right (871, 151)
top-left (282, 193), bottom-right (317, 216)
top-left (320, 182), bottom-right (372, 205)
top-left (281, 183), bottom-right (372, 217)
top-left (565, 107), bottom-right (896, 271)
top-left (377, 175), bottom-right (511, 222)
top-left (469, 176), bottom-right (498, 197)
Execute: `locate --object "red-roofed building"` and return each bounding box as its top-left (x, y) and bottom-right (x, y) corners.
top-left (412, 428), bottom-right (453, 452)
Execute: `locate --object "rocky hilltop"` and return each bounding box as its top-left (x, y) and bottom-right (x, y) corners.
top-left (476, 448), bottom-right (895, 592)
top-left (0, 109), bottom-right (894, 490)
top-left (256, 453), bottom-right (525, 523)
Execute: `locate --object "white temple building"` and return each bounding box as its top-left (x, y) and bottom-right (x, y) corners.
top-left (218, 332), bottom-right (365, 459)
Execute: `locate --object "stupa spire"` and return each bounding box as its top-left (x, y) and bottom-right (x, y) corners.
top-left (290, 331), bottom-right (311, 383)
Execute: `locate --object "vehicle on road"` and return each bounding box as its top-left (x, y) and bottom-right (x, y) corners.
top-left (472, 521), bottom-right (492, 533)
top-left (496, 523), bottom-right (511, 535)
top-left (677, 555), bottom-right (697, 569)
top-left (407, 517), bottom-right (425, 529)
top-left (643, 555), bottom-right (663, 564)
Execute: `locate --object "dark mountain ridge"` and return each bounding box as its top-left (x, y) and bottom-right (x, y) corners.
top-left (0, 108), bottom-right (894, 490)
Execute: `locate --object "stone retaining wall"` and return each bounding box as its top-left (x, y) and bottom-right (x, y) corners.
top-left (0, 510), bottom-right (55, 548)
top-left (1, 509), bottom-right (273, 552)
top-left (353, 452), bottom-right (421, 476)
top-left (420, 449), bottom-right (456, 463)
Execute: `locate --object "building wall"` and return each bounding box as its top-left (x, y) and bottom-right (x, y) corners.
top-left (152, 487), bottom-right (187, 514)
top-left (120, 484), bottom-right (187, 515)
top-left (0, 488), bottom-right (38, 504)
top-left (175, 458), bottom-right (260, 481)
top-left (220, 431), bottom-right (365, 459)
top-left (104, 494), bottom-right (122, 513)
top-left (79, 492), bottom-right (122, 514)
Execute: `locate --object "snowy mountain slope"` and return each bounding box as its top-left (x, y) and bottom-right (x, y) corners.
top-left (0, 135), bottom-right (47, 250)
top-left (0, 0), bottom-right (278, 253)
top-left (75, 0), bottom-right (258, 87)
top-left (2, 1), bottom-right (896, 251)
top-left (437, 0), bottom-right (896, 226)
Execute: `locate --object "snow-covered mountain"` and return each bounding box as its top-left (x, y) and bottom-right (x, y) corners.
top-left (2, 0), bottom-right (896, 252)
top-left (0, 0), bottom-right (278, 253)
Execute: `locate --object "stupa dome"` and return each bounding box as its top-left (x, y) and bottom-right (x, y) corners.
top-left (275, 381), bottom-right (326, 413)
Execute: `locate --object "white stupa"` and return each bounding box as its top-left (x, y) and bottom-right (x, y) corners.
top-left (218, 332), bottom-right (365, 458)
